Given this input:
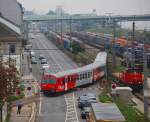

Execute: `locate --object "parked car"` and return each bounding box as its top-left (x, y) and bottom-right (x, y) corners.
top-left (31, 57), bottom-right (37, 64)
top-left (41, 59), bottom-right (47, 64)
top-left (78, 96), bottom-right (90, 109)
top-left (30, 51), bottom-right (36, 57)
top-left (78, 93), bottom-right (97, 109)
top-left (39, 54), bottom-right (45, 60)
top-left (81, 107), bottom-right (91, 119)
top-left (25, 44), bottom-right (32, 52)
top-left (42, 64), bottom-right (50, 70)
top-left (79, 93), bottom-right (97, 102)
top-left (82, 93), bottom-right (96, 98)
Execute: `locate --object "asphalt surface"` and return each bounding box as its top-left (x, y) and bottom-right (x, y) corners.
top-left (29, 32), bottom-right (78, 122)
top-left (28, 31), bottom-right (102, 122)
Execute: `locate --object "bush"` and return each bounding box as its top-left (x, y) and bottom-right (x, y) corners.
top-left (9, 92), bottom-right (25, 102)
top-left (99, 94), bottom-right (113, 103)
top-left (18, 84), bottom-right (25, 91)
top-left (0, 100), bottom-right (4, 108)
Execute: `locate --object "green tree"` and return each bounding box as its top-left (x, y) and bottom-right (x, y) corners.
top-left (70, 41), bottom-right (85, 54)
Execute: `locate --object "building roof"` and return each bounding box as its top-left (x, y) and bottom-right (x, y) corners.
top-left (91, 103), bottom-right (125, 122)
top-left (0, 16), bottom-right (21, 35)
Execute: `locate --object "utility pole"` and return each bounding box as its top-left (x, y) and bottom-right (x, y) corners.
top-left (143, 29), bottom-right (149, 116)
top-left (112, 20), bottom-right (116, 68)
top-left (69, 17), bottom-right (72, 42)
top-left (132, 21), bottom-right (135, 68)
top-left (60, 13), bottom-right (63, 44)
top-left (55, 15), bottom-right (57, 33)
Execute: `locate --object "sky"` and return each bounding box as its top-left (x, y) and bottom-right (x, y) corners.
top-left (17, 0), bottom-right (150, 15)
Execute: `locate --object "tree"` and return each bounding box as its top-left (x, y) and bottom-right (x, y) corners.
top-left (47, 10), bottom-right (56, 15)
top-left (0, 60), bottom-right (19, 102)
top-left (70, 41), bottom-right (85, 54)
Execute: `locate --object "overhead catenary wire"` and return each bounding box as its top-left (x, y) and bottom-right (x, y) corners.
top-left (0, 47), bottom-right (102, 51)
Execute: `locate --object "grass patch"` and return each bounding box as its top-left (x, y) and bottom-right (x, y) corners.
top-left (99, 90), bottom-right (150, 122)
top-left (99, 94), bottom-right (113, 103)
top-left (115, 99), bottom-right (150, 122)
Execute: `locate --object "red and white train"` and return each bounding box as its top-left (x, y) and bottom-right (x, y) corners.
top-left (41, 52), bottom-right (107, 94)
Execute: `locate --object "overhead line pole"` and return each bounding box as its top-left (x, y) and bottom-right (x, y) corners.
top-left (132, 21), bottom-right (135, 68)
top-left (143, 29), bottom-right (149, 116)
top-left (112, 20), bottom-right (116, 68)
top-left (69, 17), bottom-right (72, 42)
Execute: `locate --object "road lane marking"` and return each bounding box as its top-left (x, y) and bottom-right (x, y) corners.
top-left (65, 92), bottom-right (79, 122)
top-left (39, 93), bottom-right (42, 115)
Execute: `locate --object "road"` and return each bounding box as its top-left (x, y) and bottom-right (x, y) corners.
top-left (30, 32), bottom-right (78, 122)
top-left (29, 31), bottom-right (102, 122)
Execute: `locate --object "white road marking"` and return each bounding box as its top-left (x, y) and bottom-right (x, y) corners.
top-left (39, 93), bottom-right (42, 115)
top-left (65, 92), bottom-right (79, 122)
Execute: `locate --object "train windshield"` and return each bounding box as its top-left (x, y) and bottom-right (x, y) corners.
top-left (42, 79), bottom-right (56, 84)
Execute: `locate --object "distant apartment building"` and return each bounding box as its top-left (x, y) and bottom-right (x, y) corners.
top-left (0, 0), bottom-right (24, 72)
top-left (55, 6), bottom-right (64, 17)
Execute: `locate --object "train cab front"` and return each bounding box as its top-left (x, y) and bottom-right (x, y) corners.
top-left (41, 74), bottom-right (57, 95)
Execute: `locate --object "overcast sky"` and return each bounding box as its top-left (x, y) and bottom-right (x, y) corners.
top-left (17, 0), bottom-right (150, 15)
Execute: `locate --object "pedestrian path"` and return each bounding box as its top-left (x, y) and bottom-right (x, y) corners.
top-left (10, 50), bottom-right (38, 122)
top-left (10, 104), bottom-right (32, 122)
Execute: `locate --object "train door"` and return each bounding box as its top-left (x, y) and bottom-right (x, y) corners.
top-left (93, 67), bottom-right (105, 82)
top-left (64, 76), bottom-right (68, 91)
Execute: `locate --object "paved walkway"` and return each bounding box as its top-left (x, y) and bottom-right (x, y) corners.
top-left (10, 51), bottom-right (37, 122)
top-left (10, 104), bottom-right (32, 122)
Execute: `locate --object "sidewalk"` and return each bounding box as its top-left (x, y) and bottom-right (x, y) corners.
top-left (10, 51), bottom-right (38, 122)
top-left (10, 104), bottom-right (32, 122)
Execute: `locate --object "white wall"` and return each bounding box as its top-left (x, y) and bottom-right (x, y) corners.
top-left (0, 0), bottom-right (22, 26)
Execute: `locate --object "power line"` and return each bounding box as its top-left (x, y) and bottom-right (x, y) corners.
top-left (0, 47), bottom-right (101, 51)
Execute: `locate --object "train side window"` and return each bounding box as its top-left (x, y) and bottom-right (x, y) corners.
top-left (88, 72), bottom-right (90, 78)
top-left (85, 73), bottom-right (87, 79)
top-left (82, 74), bottom-right (85, 79)
top-left (80, 74), bottom-right (82, 80)
top-left (90, 72), bottom-right (92, 76)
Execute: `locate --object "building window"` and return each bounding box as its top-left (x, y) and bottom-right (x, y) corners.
top-left (9, 44), bottom-right (16, 54)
